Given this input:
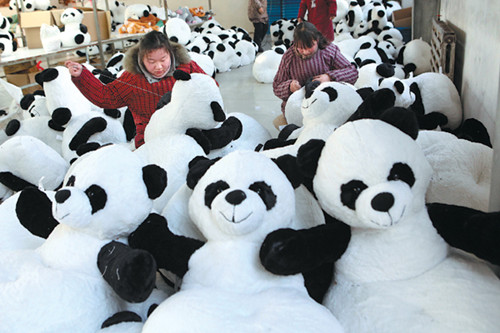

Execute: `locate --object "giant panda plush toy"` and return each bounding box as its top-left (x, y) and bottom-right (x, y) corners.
top-left (59, 8), bottom-right (91, 49)
top-left (144, 70), bottom-right (240, 155)
top-left (128, 150), bottom-right (344, 332)
top-left (260, 110), bottom-right (500, 332)
top-left (0, 144), bottom-right (170, 332)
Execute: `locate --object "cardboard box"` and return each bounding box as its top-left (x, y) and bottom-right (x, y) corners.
top-left (20, 7), bottom-right (111, 49)
top-left (392, 7), bottom-right (412, 28)
top-left (6, 72), bottom-right (42, 95)
top-left (20, 10), bottom-right (55, 49)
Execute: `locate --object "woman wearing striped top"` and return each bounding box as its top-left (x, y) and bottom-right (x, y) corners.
top-left (273, 22), bottom-right (358, 119)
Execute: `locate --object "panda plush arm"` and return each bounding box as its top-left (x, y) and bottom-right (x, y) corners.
top-left (128, 213), bottom-right (204, 278)
top-left (428, 203), bottom-right (500, 266)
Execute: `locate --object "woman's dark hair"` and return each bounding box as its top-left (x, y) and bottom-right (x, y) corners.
top-left (293, 22), bottom-right (329, 49)
top-left (138, 30), bottom-right (173, 61)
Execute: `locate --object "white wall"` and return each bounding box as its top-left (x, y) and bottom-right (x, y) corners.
top-left (439, 0), bottom-right (500, 138)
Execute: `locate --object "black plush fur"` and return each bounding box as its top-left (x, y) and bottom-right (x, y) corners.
top-left (16, 187), bottom-right (59, 238)
top-left (428, 203), bottom-right (500, 266)
top-left (128, 213), bottom-right (204, 277)
top-left (98, 240), bottom-right (157, 303)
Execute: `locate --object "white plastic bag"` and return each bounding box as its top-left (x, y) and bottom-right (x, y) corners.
top-left (40, 24), bottom-right (61, 52)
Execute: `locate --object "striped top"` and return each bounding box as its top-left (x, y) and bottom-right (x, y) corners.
top-left (273, 43), bottom-right (358, 113)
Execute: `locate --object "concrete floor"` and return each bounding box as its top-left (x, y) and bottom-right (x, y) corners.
top-left (216, 62), bottom-right (281, 138)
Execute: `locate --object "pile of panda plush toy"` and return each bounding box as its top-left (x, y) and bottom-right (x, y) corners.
top-left (1, 0), bottom-right (500, 331)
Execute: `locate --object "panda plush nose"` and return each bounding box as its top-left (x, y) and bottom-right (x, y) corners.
top-left (55, 189), bottom-right (71, 204)
top-left (371, 192), bottom-right (394, 212)
top-left (225, 190), bottom-right (246, 205)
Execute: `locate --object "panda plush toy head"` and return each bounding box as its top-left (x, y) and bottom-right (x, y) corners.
top-left (252, 46), bottom-right (285, 84)
top-left (301, 81), bottom-right (363, 128)
top-left (312, 117), bottom-right (431, 229)
top-left (55, 144), bottom-right (165, 238)
top-left (187, 150), bottom-right (297, 242)
top-left (163, 17), bottom-right (191, 45)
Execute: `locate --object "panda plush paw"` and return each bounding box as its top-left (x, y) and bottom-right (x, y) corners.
top-left (98, 240), bottom-right (157, 303)
top-left (260, 220), bottom-right (351, 276)
top-left (428, 202), bottom-right (500, 266)
top-left (129, 213), bottom-right (204, 277)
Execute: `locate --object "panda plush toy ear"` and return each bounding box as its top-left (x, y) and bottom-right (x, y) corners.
top-left (186, 156), bottom-right (220, 190)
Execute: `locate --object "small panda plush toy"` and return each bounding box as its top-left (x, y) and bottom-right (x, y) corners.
top-left (59, 8), bottom-right (91, 48)
top-left (0, 13), bottom-right (17, 57)
top-left (0, 144), bottom-right (170, 332)
top-left (260, 110), bottom-right (500, 333)
top-left (129, 150), bottom-right (345, 332)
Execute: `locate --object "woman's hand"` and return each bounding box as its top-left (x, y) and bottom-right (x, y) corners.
top-left (65, 60), bottom-right (83, 77)
top-left (313, 74), bottom-right (330, 83)
top-left (290, 80), bottom-right (301, 92)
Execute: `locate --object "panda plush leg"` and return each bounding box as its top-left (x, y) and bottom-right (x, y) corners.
top-left (98, 240), bottom-right (157, 303)
top-left (427, 203), bottom-right (500, 266)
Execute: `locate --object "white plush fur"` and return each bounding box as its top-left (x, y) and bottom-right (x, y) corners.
top-left (0, 136), bottom-right (68, 199)
top-left (252, 48), bottom-right (284, 84)
top-left (417, 130), bottom-right (492, 211)
top-left (312, 119), bottom-right (500, 333)
top-left (142, 151), bottom-right (344, 332)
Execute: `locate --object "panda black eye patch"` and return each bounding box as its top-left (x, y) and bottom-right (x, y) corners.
top-left (387, 162), bottom-right (415, 187)
top-left (249, 181), bottom-right (276, 210)
top-left (205, 180), bottom-right (230, 208)
top-left (85, 185), bottom-right (107, 214)
top-left (341, 180), bottom-right (368, 210)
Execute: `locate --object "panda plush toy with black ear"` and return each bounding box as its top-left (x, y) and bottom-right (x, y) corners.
top-left (59, 8), bottom-right (91, 49)
top-left (0, 144), bottom-right (170, 332)
top-left (128, 150), bottom-right (344, 332)
top-left (260, 109), bottom-right (500, 333)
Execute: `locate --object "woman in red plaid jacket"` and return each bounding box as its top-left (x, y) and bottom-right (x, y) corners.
top-left (66, 30), bottom-right (206, 148)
